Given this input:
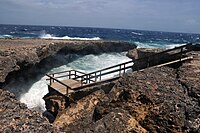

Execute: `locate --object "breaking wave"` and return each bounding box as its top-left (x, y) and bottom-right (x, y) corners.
top-left (40, 33), bottom-right (101, 40)
top-left (18, 52), bottom-right (131, 111)
top-left (131, 32), bottom-right (143, 36)
top-left (165, 43), bottom-right (187, 49)
top-left (134, 41), bottom-right (187, 49)
top-left (0, 34), bottom-right (13, 38)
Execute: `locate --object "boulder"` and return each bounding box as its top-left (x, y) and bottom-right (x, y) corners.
top-left (127, 48), bottom-right (164, 60)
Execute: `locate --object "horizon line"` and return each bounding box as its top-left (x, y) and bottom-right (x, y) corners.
top-left (0, 23), bottom-right (199, 35)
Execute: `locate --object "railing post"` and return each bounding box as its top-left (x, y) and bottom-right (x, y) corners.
top-left (69, 71), bottom-right (71, 79)
top-left (95, 72), bottom-right (97, 82)
top-left (84, 75), bottom-right (86, 84)
top-left (119, 65), bottom-right (121, 76)
top-left (88, 74), bottom-right (90, 84)
top-left (100, 71), bottom-right (102, 81)
top-left (81, 76), bottom-right (83, 86)
top-left (52, 74), bottom-right (54, 83)
top-left (75, 71), bottom-right (77, 78)
top-left (50, 77), bottom-right (52, 85)
top-left (124, 64), bottom-right (126, 74)
top-left (66, 86), bottom-right (69, 96)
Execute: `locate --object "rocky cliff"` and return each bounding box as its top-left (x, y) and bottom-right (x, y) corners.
top-left (0, 39), bottom-right (136, 84)
top-left (52, 46), bottom-right (200, 132)
top-left (0, 39), bottom-right (136, 132)
top-left (0, 39), bottom-right (199, 132)
top-left (0, 89), bottom-right (53, 132)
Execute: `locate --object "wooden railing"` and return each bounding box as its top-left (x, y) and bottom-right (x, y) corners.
top-left (74, 61), bottom-right (133, 85)
top-left (73, 43), bottom-right (193, 86)
top-left (46, 43), bottom-right (194, 95)
top-left (46, 70), bottom-right (86, 95)
top-left (47, 70), bottom-right (86, 85)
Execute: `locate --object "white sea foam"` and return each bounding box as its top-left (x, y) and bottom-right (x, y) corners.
top-left (134, 42), bottom-right (163, 48)
top-left (134, 41), bottom-right (187, 49)
top-left (132, 32), bottom-right (143, 36)
top-left (0, 34), bottom-right (13, 38)
top-left (19, 52), bottom-right (131, 110)
top-left (20, 77), bottom-right (48, 111)
top-left (165, 43), bottom-right (187, 49)
top-left (10, 32), bottom-right (15, 34)
top-left (40, 32), bottom-right (101, 40)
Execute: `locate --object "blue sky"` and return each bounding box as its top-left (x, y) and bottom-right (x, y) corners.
top-left (0, 0), bottom-right (200, 33)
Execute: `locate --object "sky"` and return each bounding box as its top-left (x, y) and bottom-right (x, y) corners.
top-left (0, 0), bottom-right (200, 33)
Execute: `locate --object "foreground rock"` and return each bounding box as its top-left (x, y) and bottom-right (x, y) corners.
top-left (0, 89), bottom-right (53, 132)
top-left (0, 39), bottom-right (136, 83)
top-left (52, 48), bottom-right (200, 132)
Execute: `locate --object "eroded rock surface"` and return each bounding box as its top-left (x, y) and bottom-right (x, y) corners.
top-left (53, 50), bottom-right (200, 132)
top-left (0, 39), bottom-right (136, 83)
top-left (0, 89), bottom-right (53, 132)
top-left (127, 48), bottom-right (164, 60)
top-left (1, 40), bottom-right (199, 132)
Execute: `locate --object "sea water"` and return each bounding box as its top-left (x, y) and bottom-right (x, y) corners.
top-left (1, 24), bottom-right (200, 110)
top-left (9, 52), bottom-right (131, 111)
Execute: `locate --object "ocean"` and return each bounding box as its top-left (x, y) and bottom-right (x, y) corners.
top-left (1, 24), bottom-right (200, 111)
top-left (1, 24), bottom-right (200, 48)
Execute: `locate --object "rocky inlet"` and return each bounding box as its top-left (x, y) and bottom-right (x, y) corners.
top-left (52, 44), bottom-right (200, 132)
top-left (0, 38), bottom-right (199, 132)
top-left (0, 39), bottom-right (136, 132)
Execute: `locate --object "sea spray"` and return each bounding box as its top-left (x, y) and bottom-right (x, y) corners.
top-left (19, 52), bottom-right (132, 110)
top-left (134, 41), bottom-right (187, 49)
top-left (39, 30), bottom-right (101, 40)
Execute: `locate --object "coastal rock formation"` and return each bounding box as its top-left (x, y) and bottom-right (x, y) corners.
top-left (52, 47), bottom-right (200, 132)
top-left (127, 48), bottom-right (164, 60)
top-left (54, 66), bottom-right (200, 132)
top-left (0, 89), bottom-right (53, 132)
top-left (0, 39), bottom-right (136, 83)
top-left (1, 38), bottom-right (199, 132)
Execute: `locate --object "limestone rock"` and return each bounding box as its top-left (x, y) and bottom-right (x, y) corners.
top-left (53, 66), bottom-right (200, 132)
top-left (0, 89), bottom-right (53, 132)
top-left (53, 90), bottom-right (107, 132)
top-left (87, 109), bottom-right (147, 133)
top-left (93, 66), bottom-right (200, 132)
top-left (127, 48), bottom-right (164, 60)
top-left (0, 39), bottom-right (136, 83)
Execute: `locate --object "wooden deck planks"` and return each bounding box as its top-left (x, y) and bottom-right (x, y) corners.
top-left (50, 79), bottom-right (83, 95)
top-left (46, 44), bottom-right (195, 96)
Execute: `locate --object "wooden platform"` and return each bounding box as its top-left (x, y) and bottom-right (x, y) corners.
top-left (50, 79), bottom-right (83, 95)
top-left (46, 44), bottom-right (196, 96)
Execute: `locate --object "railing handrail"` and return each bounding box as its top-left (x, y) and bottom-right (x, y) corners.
top-left (81, 65), bottom-right (133, 81)
top-left (75, 61), bottom-right (133, 79)
top-left (46, 43), bottom-right (194, 95)
top-left (75, 43), bottom-right (192, 80)
top-left (48, 69), bottom-right (86, 76)
top-left (46, 74), bottom-right (72, 90)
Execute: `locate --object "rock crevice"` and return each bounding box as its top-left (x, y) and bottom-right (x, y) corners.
top-left (0, 39), bottom-right (136, 84)
top-left (51, 47), bottom-right (200, 132)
